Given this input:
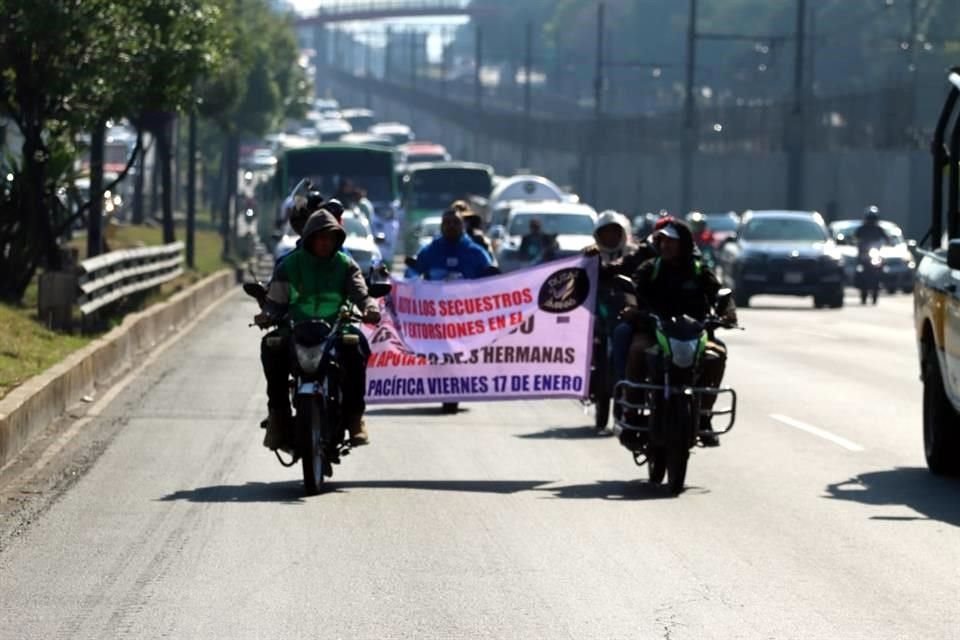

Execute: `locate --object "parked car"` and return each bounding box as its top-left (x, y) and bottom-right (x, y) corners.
top-left (398, 142), bottom-right (451, 165)
top-left (829, 219), bottom-right (916, 293)
top-left (369, 122), bottom-right (415, 146)
top-left (413, 215), bottom-right (443, 252)
top-left (716, 210), bottom-right (846, 309)
top-left (341, 108), bottom-right (376, 132)
top-left (700, 211), bottom-right (740, 247)
top-left (338, 132), bottom-right (395, 148)
top-left (341, 210), bottom-right (385, 277)
top-left (494, 201), bottom-right (597, 272)
top-left (316, 119), bottom-right (352, 142)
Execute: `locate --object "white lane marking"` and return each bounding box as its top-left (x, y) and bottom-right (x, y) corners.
top-left (770, 413), bottom-right (865, 452)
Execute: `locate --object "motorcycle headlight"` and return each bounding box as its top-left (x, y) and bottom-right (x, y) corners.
top-left (295, 343), bottom-right (325, 375)
top-left (668, 338), bottom-right (699, 369)
top-left (868, 247), bottom-right (882, 266)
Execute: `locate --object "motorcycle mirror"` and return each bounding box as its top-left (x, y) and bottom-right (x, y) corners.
top-left (612, 274), bottom-right (637, 295)
top-left (242, 282), bottom-right (267, 305)
top-left (369, 282), bottom-right (392, 298)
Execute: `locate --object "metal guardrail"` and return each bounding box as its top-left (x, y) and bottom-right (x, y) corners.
top-left (77, 242), bottom-right (184, 315)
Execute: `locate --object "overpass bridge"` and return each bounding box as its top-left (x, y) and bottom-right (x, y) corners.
top-left (295, 0), bottom-right (478, 25)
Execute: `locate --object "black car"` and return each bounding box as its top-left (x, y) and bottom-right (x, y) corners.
top-left (716, 210), bottom-right (846, 309)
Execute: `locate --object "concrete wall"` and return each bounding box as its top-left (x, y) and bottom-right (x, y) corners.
top-left (330, 78), bottom-right (931, 240)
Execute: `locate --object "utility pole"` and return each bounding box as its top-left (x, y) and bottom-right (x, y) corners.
top-left (186, 107), bottom-right (197, 269)
top-left (441, 25), bottom-right (449, 97)
top-left (87, 120), bottom-right (105, 258)
top-left (591, 2), bottom-right (606, 204)
top-left (364, 30), bottom-right (372, 107)
top-left (787, 0), bottom-right (807, 210)
top-left (680, 0), bottom-right (698, 216)
top-left (521, 20), bottom-right (533, 169)
top-left (409, 29), bottom-right (417, 88)
top-left (907, 0), bottom-right (919, 138)
top-left (474, 25), bottom-right (483, 110)
top-left (594, 2), bottom-right (605, 118)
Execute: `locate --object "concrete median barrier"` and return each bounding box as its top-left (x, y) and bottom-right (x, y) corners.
top-left (0, 270), bottom-right (235, 471)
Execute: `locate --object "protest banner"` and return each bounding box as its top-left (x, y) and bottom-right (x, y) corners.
top-left (361, 256), bottom-right (599, 404)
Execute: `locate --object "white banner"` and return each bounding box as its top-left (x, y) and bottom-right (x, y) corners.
top-left (361, 256), bottom-right (599, 404)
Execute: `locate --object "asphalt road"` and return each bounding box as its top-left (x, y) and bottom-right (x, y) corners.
top-left (2, 288), bottom-right (959, 639)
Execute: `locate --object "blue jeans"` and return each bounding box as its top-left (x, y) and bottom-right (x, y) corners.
top-left (611, 321), bottom-right (634, 382)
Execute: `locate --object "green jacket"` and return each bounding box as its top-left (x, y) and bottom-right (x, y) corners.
top-left (266, 210), bottom-right (377, 323)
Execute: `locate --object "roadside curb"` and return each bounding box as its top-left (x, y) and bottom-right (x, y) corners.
top-left (0, 269), bottom-right (235, 470)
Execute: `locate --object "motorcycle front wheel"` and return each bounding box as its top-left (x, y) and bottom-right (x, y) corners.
top-left (647, 446), bottom-right (666, 484)
top-left (297, 396), bottom-right (326, 496)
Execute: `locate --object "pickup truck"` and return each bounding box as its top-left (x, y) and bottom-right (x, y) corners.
top-left (914, 66), bottom-right (960, 475)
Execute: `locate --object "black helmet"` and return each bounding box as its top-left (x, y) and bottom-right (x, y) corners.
top-left (306, 189), bottom-right (325, 213)
top-left (323, 198), bottom-right (345, 221)
top-left (863, 205), bottom-right (880, 223)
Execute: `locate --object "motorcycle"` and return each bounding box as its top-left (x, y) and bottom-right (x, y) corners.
top-left (855, 245), bottom-right (883, 305)
top-left (611, 277), bottom-right (738, 495)
top-left (244, 280), bottom-right (391, 495)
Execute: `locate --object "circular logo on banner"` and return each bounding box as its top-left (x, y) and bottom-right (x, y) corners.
top-left (538, 268), bottom-right (590, 314)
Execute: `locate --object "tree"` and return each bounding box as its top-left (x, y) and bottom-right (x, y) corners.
top-left (0, 0), bottom-right (228, 301)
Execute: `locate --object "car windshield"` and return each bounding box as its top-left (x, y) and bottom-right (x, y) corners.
top-left (408, 169), bottom-right (493, 210)
top-left (406, 153), bottom-right (448, 164)
top-left (831, 221), bottom-right (904, 246)
top-left (508, 213), bottom-right (595, 236)
top-left (741, 217), bottom-right (827, 242)
top-left (419, 220), bottom-right (441, 237)
top-left (342, 215), bottom-right (370, 239)
top-left (704, 214), bottom-right (738, 232)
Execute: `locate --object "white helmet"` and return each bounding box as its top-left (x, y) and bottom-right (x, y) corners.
top-left (594, 210), bottom-right (631, 252)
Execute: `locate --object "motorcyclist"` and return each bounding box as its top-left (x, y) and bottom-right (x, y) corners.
top-left (621, 219), bottom-right (736, 447)
top-left (583, 211), bottom-right (657, 385)
top-left (407, 205), bottom-right (497, 280)
top-left (256, 209), bottom-right (381, 450)
top-left (518, 218), bottom-right (559, 264)
top-left (854, 205), bottom-right (889, 252)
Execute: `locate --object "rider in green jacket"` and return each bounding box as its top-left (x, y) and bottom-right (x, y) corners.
top-left (257, 209), bottom-right (381, 450)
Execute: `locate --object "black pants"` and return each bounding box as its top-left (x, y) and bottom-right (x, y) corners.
top-left (261, 329), bottom-right (369, 419)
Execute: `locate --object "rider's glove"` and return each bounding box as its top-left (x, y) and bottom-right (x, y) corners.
top-left (363, 309), bottom-right (382, 325)
top-left (722, 310), bottom-right (738, 326)
top-left (253, 312), bottom-right (273, 328)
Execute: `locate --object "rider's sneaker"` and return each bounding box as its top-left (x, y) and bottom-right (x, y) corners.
top-left (263, 412), bottom-right (289, 450)
top-left (347, 416), bottom-right (369, 447)
top-left (699, 417), bottom-right (720, 447)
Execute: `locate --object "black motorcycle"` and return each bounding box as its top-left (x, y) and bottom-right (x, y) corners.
top-left (612, 279), bottom-right (738, 495)
top-left (244, 281), bottom-right (391, 495)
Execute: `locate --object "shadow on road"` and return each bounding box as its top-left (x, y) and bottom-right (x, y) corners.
top-left (159, 479), bottom-right (553, 502)
top-left (159, 481), bottom-right (306, 504)
top-left (329, 480), bottom-right (551, 494)
top-left (825, 467), bottom-right (960, 527)
top-left (535, 480), bottom-right (708, 501)
top-left (517, 425), bottom-right (613, 440)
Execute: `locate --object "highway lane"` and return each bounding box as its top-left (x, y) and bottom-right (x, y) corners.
top-left (2, 289), bottom-right (959, 639)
